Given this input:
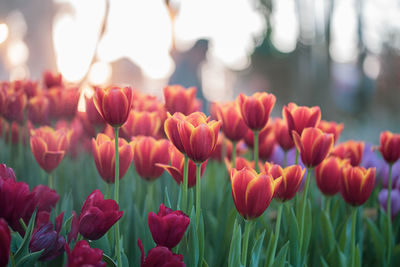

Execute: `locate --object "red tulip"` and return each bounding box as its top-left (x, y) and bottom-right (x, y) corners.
top-left (340, 166), bottom-right (375, 206)
top-left (163, 85), bottom-right (199, 115)
top-left (121, 110), bottom-right (161, 139)
top-left (92, 133), bottom-right (133, 183)
top-left (78, 189), bottom-right (123, 240)
top-left (331, 140), bottom-right (364, 166)
top-left (30, 126), bottom-right (69, 173)
top-left (274, 118), bottom-right (295, 151)
top-left (283, 103), bottom-right (321, 138)
top-left (0, 164), bottom-right (16, 180)
top-left (43, 70), bottom-right (63, 89)
top-left (3, 89), bottom-right (27, 123)
top-left (216, 102), bottom-right (248, 142)
top-left (244, 122), bottom-right (273, 148)
top-left (178, 112), bottom-right (221, 163)
top-left (258, 131), bottom-right (277, 161)
top-left (158, 146), bottom-right (207, 188)
top-left (379, 131), bottom-right (400, 164)
top-left (210, 134), bottom-right (247, 162)
top-left (164, 112), bottom-right (186, 153)
top-left (315, 156), bottom-right (349, 196)
top-left (12, 79), bottom-right (39, 99)
top-left (225, 157), bottom-right (261, 174)
top-left (230, 167), bottom-right (281, 220)
top-left (47, 86), bottom-right (80, 120)
top-left (292, 127), bottom-right (334, 168)
top-left (66, 240), bottom-right (106, 267)
top-left (27, 95), bottom-right (50, 125)
top-left (237, 92), bottom-right (276, 131)
top-left (264, 163), bottom-right (305, 201)
top-left (148, 203), bottom-right (190, 249)
top-left (138, 239), bottom-right (185, 267)
top-left (317, 120), bottom-right (344, 143)
top-left (32, 185), bottom-right (59, 212)
top-left (85, 94), bottom-right (105, 126)
top-left (0, 219), bottom-right (11, 267)
top-left (93, 86), bottom-right (133, 127)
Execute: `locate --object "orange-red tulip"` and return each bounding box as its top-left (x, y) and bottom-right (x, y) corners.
top-left (163, 85), bottom-right (199, 115)
top-left (331, 140), bottom-right (364, 166)
top-left (237, 92), bottom-right (276, 131)
top-left (283, 103), bottom-right (321, 138)
top-left (258, 132), bottom-right (277, 161)
top-left (230, 168), bottom-right (281, 220)
top-left (27, 95), bottom-right (50, 125)
top-left (340, 166), bottom-right (375, 206)
top-left (379, 131), bottom-right (400, 164)
top-left (43, 70), bottom-right (63, 89)
top-left (317, 120), bottom-right (344, 143)
top-left (164, 112), bottom-right (186, 153)
top-left (244, 122), bottom-right (273, 148)
top-left (158, 146), bottom-right (207, 188)
top-left (315, 156), bottom-right (349, 196)
top-left (47, 86), bottom-right (80, 120)
top-left (121, 110), bottom-right (161, 139)
top-left (11, 80), bottom-right (39, 99)
top-left (264, 162), bottom-right (305, 201)
top-left (293, 127), bottom-right (334, 168)
top-left (274, 118), bottom-right (295, 151)
top-left (3, 89), bottom-right (27, 123)
top-left (85, 95), bottom-right (105, 126)
top-left (178, 112), bottom-right (221, 163)
top-left (93, 86), bottom-right (133, 127)
top-left (210, 134), bottom-right (246, 162)
top-left (92, 133), bottom-right (133, 183)
top-left (132, 136), bottom-right (170, 180)
top-left (216, 102), bottom-right (247, 142)
top-left (30, 126), bottom-right (69, 173)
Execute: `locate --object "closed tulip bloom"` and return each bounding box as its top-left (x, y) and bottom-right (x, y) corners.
top-left (78, 190), bottom-right (123, 240)
top-left (230, 168), bottom-right (282, 220)
top-left (158, 146), bottom-right (207, 188)
top-left (340, 166), bottom-right (375, 206)
top-left (148, 203), bottom-right (190, 249)
top-left (216, 102), bottom-right (248, 142)
top-left (30, 126), bottom-right (69, 173)
top-left (259, 132), bottom-right (277, 161)
top-left (293, 127), bottom-right (334, 168)
top-left (133, 136), bottom-right (170, 180)
top-left (283, 103), bottom-right (321, 138)
top-left (85, 95), bottom-right (105, 126)
top-left (0, 219), bottom-right (11, 267)
top-left (237, 92), bottom-right (276, 131)
top-left (43, 70), bottom-right (63, 89)
top-left (265, 163), bottom-right (305, 201)
top-left (0, 164), bottom-right (16, 180)
top-left (274, 118), bottom-right (295, 151)
top-left (331, 140), bottom-right (364, 166)
top-left (178, 112), bottom-right (221, 163)
top-left (47, 87), bottom-right (80, 120)
top-left (32, 185), bottom-right (59, 212)
top-left (315, 156), bottom-right (349, 196)
top-left (210, 134), bottom-right (247, 162)
top-left (379, 131), bottom-right (400, 164)
top-left (163, 85), bottom-right (198, 115)
top-left (93, 86), bottom-right (133, 127)
top-left (121, 110), bottom-right (161, 139)
top-left (3, 89), bottom-right (27, 123)
top-left (164, 112), bottom-right (186, 153)
top-left (317, 120), bottom-right (344, 143)
top-left (225, 157), bottom-right (260, 174)
top-left (244, 122), bottom-right (273, 148)
top-left (29, 223), bottom-right (66, 261)
top-left (92, 133), bottom-right (133, 183)
top-left (66, 240), bottom-right (106, 267)
top-left (138, 239), bottom-right (185, 267)
top-left (27, 95), bottom-right (50, 125)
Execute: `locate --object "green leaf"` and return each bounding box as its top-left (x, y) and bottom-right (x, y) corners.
top-left (355, 245), bottom-right (361, 267)
top-left (249, 230), bottom-right (265, 267)
top-left (272, 241), bottom-right (289, 267)
top-left (321, 210), bottom-right (336, 253)
top-left (320, 256), bottom-right (329, 267)
top-left (10, 232), bottom-right (23, 253)
top-left (92, 235), bottom-right (112, 256)
top-left (365, 218), bottom-right (385, 260)
top-left (285, 204), bottom-right (299, 266)
top-left (301, 200), bottom-right (312, 259)
top-left (15, 249), bottom-right (44, 267)
top-left (228, 219), bottom-right (242, 267)
top-left (14, 210), bottom-right (37, 261)
top-left (189, 209), bottom-right (199, 267)
top-left (164, 186), bottom-right (172, 209)
top-left (198, 212), bottom-right (205, 267)
top-left (326, 245), bottom-right (347, 267)
top-left (102, 253), bottom-right (117, 267)
top-left (202, 258), bottom-right (209, 267)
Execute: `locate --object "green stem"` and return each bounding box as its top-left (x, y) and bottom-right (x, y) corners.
top-left (195, 163), bottom-right (202, 226)
top-left (350, 208), bottom-right (357, 267)
top-left (232, 141), bottom-right (237, 169)
top-left (267, 204), bottom-right (283, 267)
top-left (241, 220), bottom-right (253, 266)
top-left (387, 163), bottom-right (393, 265)
top-left (106, 183), bottom-right (111, 199)
top-left (299, 168), bottom-right (312, 253)
top-left (114, 127), bottom-right (122, 267)
top-left (295, 149), bottom-right (299, 165)
top-left (325, 196), bottom-right (331, 215)
top-left (10, 251), bottom-right (16, 267)
top-left (253, 131), bottom-right (259, 172)
top-left (48, 173), bottom-right (54, 190)
top-left (182, 154), bottom-right (189, 212)
top-left (283, 151), bottom-right (287, 167)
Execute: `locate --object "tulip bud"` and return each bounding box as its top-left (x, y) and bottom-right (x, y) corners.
top-left (283, 103), bottom-right (321, 138)
top-left (66, 240), bottom-right (106, 267)
top-left (0, 219), bottom-right (11, 267)
top-left (93, 86), bottom-right (133, 127)
top-left (274, 118), bottom-right (295, 151)
top-left (317, 120), bottom-right (344, 144)
top-left (32, 185), bottom-right (59, 212)
top-left (27, 95), bottom-right (50, 125)
top-left (216, 102), bottom-right (248, 142)
top-left (237, 92), bottom-right (276, 131)
top-left (292, 127), bottom-right (334, 168)
top-left (331, 140), bottom-right (364, 166)
top-left (163, 85), bottom-right (199, 115)
top-left (379, 131), bottom-right (400, 164)
top-left (78, 190), bottom-right (123, 240)
top-left (29, 223), bottom-right (66, 261)
top-left (340, 166), bottom-right (375, 206)
top-left (3, 89), bottom-right (27, 123)
top-left (121, 110), bottom-right (161, 139)
top-left (148, 203), bottom-right (190, 249)
top-left (137, 239), bottom-right (185, 267)
top-left (0, 164), bottom-right (16, 180)
top-left (315, 156), bottom-right (349, 196)
top-left (43, 70), bottom-right (63, 89)
top-left (164, 112), bottom-right (187, 153)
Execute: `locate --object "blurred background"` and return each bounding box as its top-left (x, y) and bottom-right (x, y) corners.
top-left (0, 0), bottom-right (399, 142)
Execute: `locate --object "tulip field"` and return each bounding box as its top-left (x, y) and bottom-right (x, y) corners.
top-left (1, 73), bottom-right (400, 267)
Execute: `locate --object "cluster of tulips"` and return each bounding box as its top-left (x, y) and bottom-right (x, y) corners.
top-left (0, 71), bottom-right (400, 266)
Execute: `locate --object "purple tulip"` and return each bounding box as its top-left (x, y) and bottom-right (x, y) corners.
top-left (29, 223), bottom-right (66, 261)
top-left (378, 189), bottom-right (400, 219)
